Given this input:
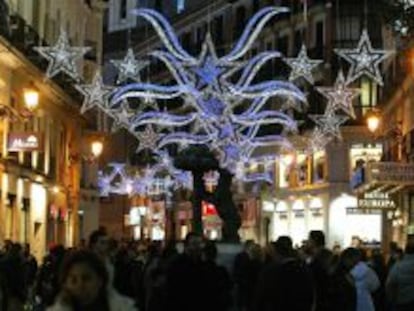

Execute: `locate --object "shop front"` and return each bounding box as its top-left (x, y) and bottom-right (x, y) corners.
top-left (265, 195), bottom-right (326, 246)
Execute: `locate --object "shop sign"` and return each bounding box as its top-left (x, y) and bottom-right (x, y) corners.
top-left (347, 208), bottom-right (382, 215)
top-left (357, 191), bottom-right (396, 210)
top-left (7, 132), bottom-right (43, 152)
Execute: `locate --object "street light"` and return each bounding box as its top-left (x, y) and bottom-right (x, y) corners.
top-left (23, 82), bottom-right (39, 111)
top-left (91, 140), bottom-right (103, 158)
top-left (366, 108), bottom-right (381, 134)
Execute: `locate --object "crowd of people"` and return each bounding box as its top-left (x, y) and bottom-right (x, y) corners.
top-left (0, 229), bottom-right (413, 311)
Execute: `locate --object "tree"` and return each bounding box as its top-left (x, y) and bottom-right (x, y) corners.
top-left (175, 145), bottom-right (241, 242)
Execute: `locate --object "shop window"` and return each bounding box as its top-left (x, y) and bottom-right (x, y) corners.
top-left (313, 150), bottom-right (326, 183)
top-left (6, 194), bottom-right (16, 240)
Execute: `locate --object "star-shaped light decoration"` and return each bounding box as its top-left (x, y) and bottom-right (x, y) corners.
top-left (34, 29), bottom-right (91, 81)
top-left (75, 71), bottom-right (115, 114)
top-left (306, 128), bottom-right (332, 154)
top-left (316, 70), bottom-right (360, 119)
top-left (284, 44), bottom-right (323, 85)
top-left (335, 29), bottom-right (394, 86)
top-left (109, 100), bottom-right (134, 132)
top-left (309, 111), bottom-right (349, 139)
top-left (135, 125), bottom-right (161, 152)
top-left (187, 32), bottom-right (240, 95)
top-left (110, 48), bottom-right (150, 84)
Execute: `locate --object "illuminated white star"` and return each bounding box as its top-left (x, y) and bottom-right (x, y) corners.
top-left (284, 44), bottom-right (323, 85)
top-left (110, 101), bottom-right (134, 132)
top-left (309, 111), bottom-right (349, 139)
top-left (135, 125), bottom-right (161, 152)
top-left (316, 71), bottom-right (360, 119)
top-left (335, 29), bottom-right (394, 86)
top-left (306, 128), bottom-right (331, 154)
top-left (34, 29), bottom-right (91, 81)
top-left (110, 48), bottom-right (150, 84)
top-left (75, 71), bottom-right (115, 114)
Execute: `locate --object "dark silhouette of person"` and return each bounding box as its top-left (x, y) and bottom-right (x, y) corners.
top-left (307, 230), bottom-right (333, 311)
top-left (255, 236), bottom-right (314, 311)
top-left (201, 241), bottom-right (232, 311)
top-left (165, 232), bottom-right (206, 311)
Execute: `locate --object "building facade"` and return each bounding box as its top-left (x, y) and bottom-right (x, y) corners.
top-left (0, 0), bottom-right (105, 260)
top-left (99, 0), bottom-right (410, 249)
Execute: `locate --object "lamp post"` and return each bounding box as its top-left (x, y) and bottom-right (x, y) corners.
top-left (91, 140), bottom-right (103, 159)
top-left (23, 82), bottom-right (39, 111)
top-left (366, 108), bottom-right (381, 134)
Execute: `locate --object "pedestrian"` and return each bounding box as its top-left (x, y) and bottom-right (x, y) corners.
top-left (386, 236), bottom-right (414, 311)
top-left (47, 250), bottom-right (137, 311)
top-left (255, 236), bottom-right (314, 311)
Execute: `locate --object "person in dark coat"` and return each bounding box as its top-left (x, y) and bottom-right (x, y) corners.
top-left (202, 241), bottom-right (232, 311)
top-left (307, 230), bottom-right (333, 311)
top-left (255, 236), bottom-right (314, 311)
top-left (327, 247), bottom-right (358, 311)
top-left (165, 232), bottom-right (206, 311)
top-left (233, 240), bottom-right (253, 310)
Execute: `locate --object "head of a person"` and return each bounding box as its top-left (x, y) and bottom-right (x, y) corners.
top-left (339, 247), bottom-right (361, 272)
top-left (273, 236), bottom-right (295, 259)
top-left (203, 240), bottom-right (217, 262)
top-left (244, 240), bottom-right (254, 252)
top-left (89, 229), bottom-right (109, 257)
top-left (308, 230), bottom-right (326, 253)
top-left (184, 232), bottom-right (204, 259)
top-left (247, 243), bottom-right (263, 261)
top-left (59, 250), bottom-right (108, 307)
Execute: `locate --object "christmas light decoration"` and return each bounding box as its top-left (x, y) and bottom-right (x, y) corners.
top-left (316, 70), bottom-right (360, 119)
top-left (34, 29), bottom-right (91, 81)
top-left (309, 111), bottom-right (349, 139)
top-left (75, 70), bottom-right (115, 114)
top-left (335, 29), bottom-right (394, 86)
top-left (98, 151), bottom-right (193, 197)
top-left (110, 48), bottom-right (150, 84)
top-left (284, 44), bottom-right (323, 85)
top-left (111, 7), bottom-right (305, 171)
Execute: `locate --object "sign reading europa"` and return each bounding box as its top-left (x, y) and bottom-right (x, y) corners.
top-left (7, 132), bottom-right (43, 152)
top-left (357, 191), bottom-right (396, 210)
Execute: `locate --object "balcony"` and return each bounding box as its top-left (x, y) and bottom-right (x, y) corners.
top-left (353, 162), bottom-right (414, 194)
top-left (0, 13), bottom-right (87, 106)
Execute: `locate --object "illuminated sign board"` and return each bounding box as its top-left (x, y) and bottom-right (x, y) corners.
top-left (357, 191), bottom-right (396, 210)
top-left (7, 132), bottom-right (43, 152)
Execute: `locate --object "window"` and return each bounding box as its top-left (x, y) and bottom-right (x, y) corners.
top-left (234, 6), bottom-right (246, 38)
top-left (277, 35), bottom-right (289, 55)
top-left (294, 29), bottom-right (303, 55)
top-left (155, 0), bottom-right (163, 12)
top-left (120, 0), bottom-right (127, 20)
top-left (314, 20), bottom-right (324, 57)
top-left (176, 0), bottom-right (185, 13)
top-left (356, 77), bottom-right (378, 118)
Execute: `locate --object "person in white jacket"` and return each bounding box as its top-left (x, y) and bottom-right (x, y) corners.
top-left (350, 252), bottom-right (380, 311)
top-left (47, 250), bottom-right (137, 311)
